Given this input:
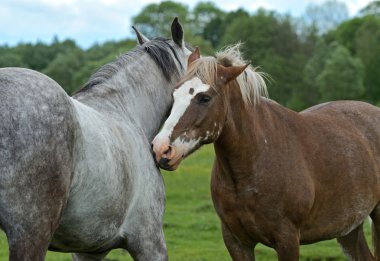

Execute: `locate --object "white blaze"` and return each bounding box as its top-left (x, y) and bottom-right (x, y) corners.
top-left (153, 77), bottom-right (210, 153)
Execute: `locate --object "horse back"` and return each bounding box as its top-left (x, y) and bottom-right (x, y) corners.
top-left (300, 100), bottom-right (380, 188)
top-left (297, 101), bottom-right (380, 241)
top-left (301, 100), bottom-right (380, 159)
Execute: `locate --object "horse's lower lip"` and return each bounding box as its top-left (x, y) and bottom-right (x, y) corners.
top-left (159, 165), bottom-right (176, 171)
top-left (159, 163), bottom-right (176, 171)
top-left (159, 158), bottom-right (181, 171)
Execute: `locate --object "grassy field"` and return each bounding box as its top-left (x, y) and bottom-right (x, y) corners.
top-left (0, 145), bottom-right (372, 260)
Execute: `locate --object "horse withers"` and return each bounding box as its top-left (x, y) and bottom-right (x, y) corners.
top-left (152, 45), bottom-right (380, 260)
top-left (0, 18), bottom-right (191, 261)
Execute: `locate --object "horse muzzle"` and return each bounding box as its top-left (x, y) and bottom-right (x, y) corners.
top-left (151, 140), bottom-right (182, 171)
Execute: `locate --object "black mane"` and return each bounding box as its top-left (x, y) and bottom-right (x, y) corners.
top-left (144, 37), bottom-right (183, 81)
top-left (75, 38), bottom-right (183, 94)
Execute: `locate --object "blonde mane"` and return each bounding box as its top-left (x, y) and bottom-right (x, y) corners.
top-left (181, 43), bottom-right (268, 104)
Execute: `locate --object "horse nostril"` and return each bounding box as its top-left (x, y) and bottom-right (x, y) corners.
top-left (160, 157), bottom-right (170, 165)
top-left (163, 145), bottom-right (172, 156)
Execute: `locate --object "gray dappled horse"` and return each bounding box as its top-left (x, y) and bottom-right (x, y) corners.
top-left (0, 18), bottom-right (190, 261)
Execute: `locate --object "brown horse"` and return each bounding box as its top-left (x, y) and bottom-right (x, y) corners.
top-left (152, 45), bottom-right (380, 260)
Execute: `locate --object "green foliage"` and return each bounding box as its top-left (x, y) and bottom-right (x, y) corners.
top-left (0, 38), bottom-right (136, 94)
top-left (354, 16), bottom-right (380, 102)
top-left (43, 48), bottom-right (85, 94)
top-left (220, 10), bottom-right (308, 105)
top-left (71, 39), bottom-right (137, 93)
top-left (185, 35), bottom-right (214, 56)
top-left (190, 2), bottom-right (225, 37)
top-left (327, 14), bottom-right (380, 103)
top-left (297, 39), bottom-right (329, 109)
top-left (326, 17), bottom-right (365, 54)
top-left (1, 0), bottom-right (379, 107)
top-left (317, 44), bottom-right (365, 101)
top-left (302, 41), bottom-right (365, 104)
top-left (0, 47), bottom-right (27, 67)
top-left (132, 1), bottom-right (189, 38)
top-left (360, 0), bottom-right (380, 16)
top-left (132, 1), bottom-right (217, 54)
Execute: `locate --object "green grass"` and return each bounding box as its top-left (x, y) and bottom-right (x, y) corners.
top-left (0, 145), bottom-right (372, 260)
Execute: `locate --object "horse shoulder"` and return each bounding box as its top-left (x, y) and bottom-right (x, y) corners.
top-left (54, 100), bottom-right (164, 251)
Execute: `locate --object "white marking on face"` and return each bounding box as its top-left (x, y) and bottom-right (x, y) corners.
top-left (153, 77), bottom-right (210, 146)
top-left (171, 136), bottom-right (201, 160)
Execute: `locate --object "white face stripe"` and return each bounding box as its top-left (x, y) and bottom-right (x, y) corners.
top-left (171, 136), bottom-right (201, 158)
top-left (154, 77), bottom-right (210, 143)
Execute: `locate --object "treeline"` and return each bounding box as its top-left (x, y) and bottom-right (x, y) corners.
top-left (0, 38), bottom-right (137, 94)
top-left (1, 0), bottom-right (380, 110)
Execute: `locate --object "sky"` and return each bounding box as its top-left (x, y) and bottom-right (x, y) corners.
top-left (0, 0), bottom-right (373, 48)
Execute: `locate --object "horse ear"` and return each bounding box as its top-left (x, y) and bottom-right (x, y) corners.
top-left (188, 47), bottom-right (200, 66)
top-left (171, 17), bottom-right (184, 47)
top-left (132, 26), bottom-right (150, 45)
top-left (220, 64), bottom-right (250, 83)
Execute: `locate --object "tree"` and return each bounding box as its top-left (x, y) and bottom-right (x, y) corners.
top-left (14, 42), bottom-right (52, 71)
top-left (325, 17), bottom-right (365, 54)
top-left (0, 47), bottom-right (27, 67)
top-left (206, 8), bottom-right (249, 48)
top-left (317, 44), bottom-right (365, 101)
top-left (43, 48), bottom-right (85, 94)
top-left (297, 39), bottom-right (329, 108)
top-left (72, 39), bottom-right (137, 91)
top-left (302, 41), bottom-right (364, 104)
top-left (190, 2), bottom-right (225, 36)
top-left (219, 10), bottom-right (307, 106)
top-left (327, 15), bottom-right (380, 102)
top-left (12, 38), bottom-right (80, 72)
top-left (131, 1), bottom-right (216, 55)
top-left (132, 1), bottom-right (189, 38)
top-left (301, 0), bottom-right (349, 34)
top-left (360, 1), bottom-right (380, 16)
top-left (354, 17), bottom-right (380, 102)
top-left (72, 57), bottom-right (112, 92)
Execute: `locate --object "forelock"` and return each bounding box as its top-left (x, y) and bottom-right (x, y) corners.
top-left (178, 43), bottom-right (269, 105)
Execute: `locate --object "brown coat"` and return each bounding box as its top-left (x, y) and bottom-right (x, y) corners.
top-left (152, 46), bottom-right (380, 260)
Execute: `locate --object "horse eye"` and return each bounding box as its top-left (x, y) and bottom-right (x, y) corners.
top-left (197, 94), bottom-right (212, 104)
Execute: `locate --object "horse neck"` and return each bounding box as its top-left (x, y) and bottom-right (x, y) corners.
top-left (214, 87), bottom-right (299, 186)
top-left (73, 59), bottom-right (176, 141)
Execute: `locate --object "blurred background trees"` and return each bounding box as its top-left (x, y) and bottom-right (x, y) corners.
top-left (1, 0), bottom-right (380, 110)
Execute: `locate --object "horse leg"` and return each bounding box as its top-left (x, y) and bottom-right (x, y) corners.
top-left (221, 223), bottom-right (255, 261)
top-left (4, 188), bottom-right (69, 261)
top-left (72, 252), bottom-right (109, 261)
top-left (7, 237), bottom-right (50, 261)
top-left (0, 159), bottom-right (72, 260)
top-left (273, 224), bottom-right (300, 261)
top-left (337, 222), bottom-right (374, 261)
top-left (371, 204), bottom-right (380, 260)
top-left (3, 180), bottom-right (70, 261)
